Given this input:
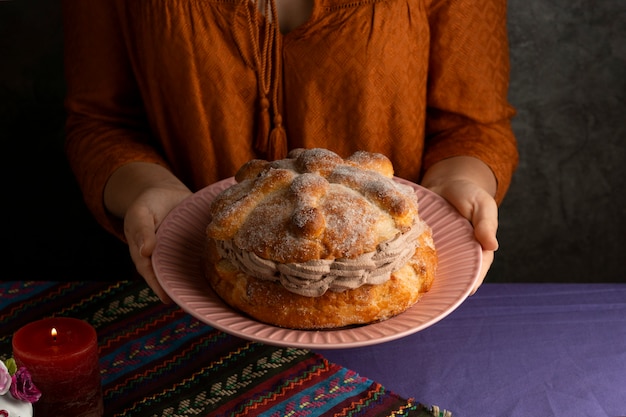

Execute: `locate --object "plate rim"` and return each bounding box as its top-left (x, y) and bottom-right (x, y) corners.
top-left (153, 177), bottom-right (481, 349)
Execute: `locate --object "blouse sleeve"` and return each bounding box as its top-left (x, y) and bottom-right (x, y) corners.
top-left (62, 0), bottom-right (169, 239)
top-left (423, 0), bottom-right (519, 204)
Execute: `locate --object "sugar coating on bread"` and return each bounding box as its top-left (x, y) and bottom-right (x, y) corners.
top-left (203, 148), bottom-right (437, 328)
top-left (206, 148), bottom-right (419, 264)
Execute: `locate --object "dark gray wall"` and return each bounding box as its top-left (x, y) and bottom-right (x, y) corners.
top-left (2, 0), bottom-right (624, 282)
top-left (495, 0), bottom-right (626, 282)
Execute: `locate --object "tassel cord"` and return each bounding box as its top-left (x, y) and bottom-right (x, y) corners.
top-left (245, 0), bottom-right (287, 159)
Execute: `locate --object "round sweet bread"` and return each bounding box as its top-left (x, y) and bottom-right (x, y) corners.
top-left (204, 148), bottom-right (437, 329)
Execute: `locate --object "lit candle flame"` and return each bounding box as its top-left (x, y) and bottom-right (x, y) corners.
top-left (51, 327), bottom-right (58, 341)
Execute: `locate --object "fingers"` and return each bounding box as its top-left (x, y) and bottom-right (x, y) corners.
top-left (471, 194), bottom-right (499, 252)
top-left (420, 157), bottom-right (502, 296)
top-left (424, 180), bottom-right (499, 296)
top-left (141, 266), bottom-right (173, 305)
top-left (106, 165), bottom-right (193, 304)
top-left (468, 191), bottom-right (498, 295)
top-left (125, 207), bottom-right (173, 304)
top-left (431, 180), bottom-right (499, 252)
top-left (134, 245), bottom-right (173, 304)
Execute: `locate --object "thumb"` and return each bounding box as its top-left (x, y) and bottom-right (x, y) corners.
top-left (125, 213), bottom-right (156, 260)
top-left (471, 196), bottom-right (499, 252)
top-left (125, 213), bottom-right (172, 304)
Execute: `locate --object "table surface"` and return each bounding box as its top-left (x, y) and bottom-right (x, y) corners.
top-left (318, 283), bottom-right (626, 417)
top-left (0, 280), bottom-right (439, 417)
top-left (1, 281), bottom-right (625, 417)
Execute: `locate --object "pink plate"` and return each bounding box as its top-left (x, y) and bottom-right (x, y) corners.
top-left (153, 177), bottom-right (481, 349)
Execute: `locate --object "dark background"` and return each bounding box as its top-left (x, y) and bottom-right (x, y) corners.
top-left (2, 1), bottom-right (625, 283)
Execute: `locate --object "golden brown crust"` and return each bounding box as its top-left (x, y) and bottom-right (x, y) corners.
top-left (206, 148), bottom-right (419, 263)
top-left (345, 150), bottom-right (394, 178)
top-left (204, 229), bottom-right (437, 329)
top-left (204, 149), bottom-right (438, 329)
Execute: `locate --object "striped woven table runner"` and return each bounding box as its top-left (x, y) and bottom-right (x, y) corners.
top-left (0, 280), bottom-right (449, 416)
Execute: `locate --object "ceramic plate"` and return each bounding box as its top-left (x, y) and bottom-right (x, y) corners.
top-left (153, 177), bottom-right (481, 349)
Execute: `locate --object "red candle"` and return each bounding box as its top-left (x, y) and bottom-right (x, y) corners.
top-left (12, 317), bottom-right (103, 417)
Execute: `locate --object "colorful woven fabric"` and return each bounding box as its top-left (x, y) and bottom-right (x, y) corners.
top-left (0, 281), bottom-right (450, 416)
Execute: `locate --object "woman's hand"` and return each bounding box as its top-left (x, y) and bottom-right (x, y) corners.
top-left (104, 162), bottom-right (193, 303)
top-left (421, 156), bottom-right (499, 294)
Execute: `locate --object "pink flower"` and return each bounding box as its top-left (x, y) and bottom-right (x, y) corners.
top-left (0, 361), bottom-right (11, 396)
top-left (9, 368), bottom-right (41, 403)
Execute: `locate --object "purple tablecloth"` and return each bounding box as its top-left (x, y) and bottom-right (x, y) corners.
top-left (317, 284), bottom-right (626, 417)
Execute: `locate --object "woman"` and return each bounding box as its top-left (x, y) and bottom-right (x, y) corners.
top-left (62, 0), bottom-right (518, 302)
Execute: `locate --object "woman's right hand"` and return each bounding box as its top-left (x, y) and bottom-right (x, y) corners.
top-left (104, 162), bottom-right (193, 303)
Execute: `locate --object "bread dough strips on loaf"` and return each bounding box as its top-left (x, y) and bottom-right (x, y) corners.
top-left (204, 148), bottom-right (437, 329)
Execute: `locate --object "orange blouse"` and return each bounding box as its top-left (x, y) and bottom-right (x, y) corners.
top-left (62, 0), bottom-right (518, 238)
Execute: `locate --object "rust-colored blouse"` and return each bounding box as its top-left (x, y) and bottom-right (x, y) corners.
top-left (62, 0), bottom-right (518, 238)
